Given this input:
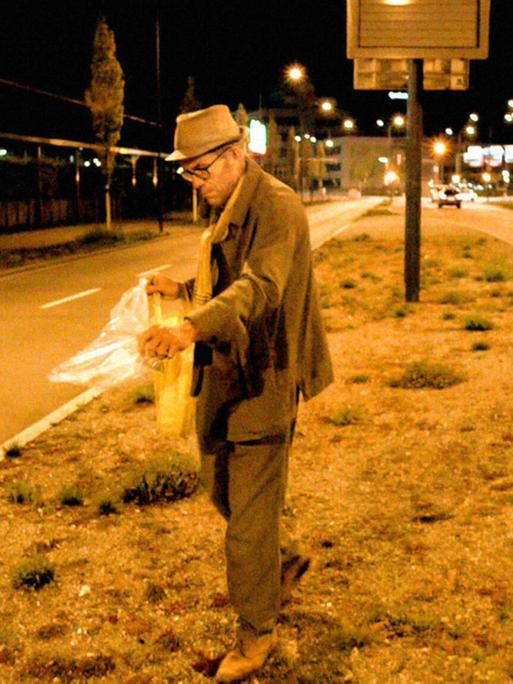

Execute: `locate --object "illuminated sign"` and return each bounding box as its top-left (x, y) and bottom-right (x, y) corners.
top-left (248, 120), bottom-right (267, 155)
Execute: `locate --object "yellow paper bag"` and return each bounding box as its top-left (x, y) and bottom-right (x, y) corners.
top-left (151, 293), bottom-right (195, 438)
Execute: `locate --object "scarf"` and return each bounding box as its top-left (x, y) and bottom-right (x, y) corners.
top-left (193, 176), bottom-right (244, 308)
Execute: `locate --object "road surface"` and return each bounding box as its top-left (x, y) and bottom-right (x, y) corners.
top-left (0, 197), bottom-right (381, 446)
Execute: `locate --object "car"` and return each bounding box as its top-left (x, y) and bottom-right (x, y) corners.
top-left (437, 186), bottom-right (461, 209)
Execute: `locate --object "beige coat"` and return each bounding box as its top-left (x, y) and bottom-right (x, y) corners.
top-left (187, 158), bottom-right (333, 450)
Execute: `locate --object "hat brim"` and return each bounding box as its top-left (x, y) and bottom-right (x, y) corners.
top-left (165, 130), bottom-right (245, 163)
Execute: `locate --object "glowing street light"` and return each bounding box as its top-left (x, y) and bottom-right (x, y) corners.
top-left (392, 114), bottom-right (406, 128)
top-left (469, 112), bottom-right (479, 122)
top-left (376, 119), bottom-right (385, 128)
top-left (320, 100), bottom-right (333, 113)
top-left (445, 128), bottom-right (454, 136)
top-left (465, 124), bottom-right (476, 137)
top-left (482, 171), bottom-right (492, 183)
top-left (433, 140), bottom-right (448, 156)
top-left (286, 63), bottom-right (305, 84)
top-left (343, 118), bottom-right (355, 132)
top-left (508, 99), bottom-right (513, 109)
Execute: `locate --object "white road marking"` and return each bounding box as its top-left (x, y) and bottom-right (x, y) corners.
top-left (40, 288), bottom-right (101, 309)
top-left (137, 264), bottom-right (171, 278)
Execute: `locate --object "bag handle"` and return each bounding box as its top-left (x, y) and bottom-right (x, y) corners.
top-left (150, 292), bottom-right (162, 325)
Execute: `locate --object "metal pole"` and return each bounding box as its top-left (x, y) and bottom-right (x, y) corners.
top-left (404, 59), bottom-right (423, 303)
top-left (155, 1), bottom-right (164, 233)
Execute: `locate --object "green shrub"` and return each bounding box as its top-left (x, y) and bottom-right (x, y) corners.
top-left (13, 557), bottom-right (55, 591)
top-left (8, 481), bottom-right (39, 504)
top-left (442, 312), bottom-right (456, 320)
top-left (352, 233), bottom-right (371, 242)
top-left (94, 490), bottom-right (120, 516)
top-left (463, 315), bottom-right (494, 331)
top-left (448, 265), bottom-right (468, 279)
top-left (57, 485), bottom-right (84, 507)
top-left (77, 229), bottom-right (123, 247)
top-left (472, 342), bottom-right (490, 351)
top-left (121, 451), bottom-right (199, 506)
top-left (132, 383), bottom-right (155, 405)
top-left (440, 291), bottom-right (464, 305)
top-left (328, 407), bottom-right (362, 426)
top-left (340, 279), bottom-right (357, 289)
top-left (351, 374), bottom-right (369, 384)
top-left (483, 262), bottom-right (511, 283)
top-left (389, 362), bottom-right (464, 390)
top-left (393, 308), bottom-right (407, 318)
top-left (360, 272), bottom-right (382, 282)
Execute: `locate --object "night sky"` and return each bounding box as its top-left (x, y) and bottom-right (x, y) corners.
top-left (1, 0), bottom-right (513, 151)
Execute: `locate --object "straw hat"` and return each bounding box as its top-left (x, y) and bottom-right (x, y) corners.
top-left (166, 105), bottom-right (243, 162)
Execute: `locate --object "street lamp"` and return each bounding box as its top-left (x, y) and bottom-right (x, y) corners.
top-left (433, 139), bottom-right (448, 183)
top-left (285, 63), bottom-right (306, 85)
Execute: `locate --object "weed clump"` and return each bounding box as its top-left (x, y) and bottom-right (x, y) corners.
top-left (7, 481), bottom-right (39, 504)
top-left (122, 451), bottom-right (199, 506)
top-left (13, 556), bottom-right (55, 591)
top-left (94, 491), bottom-right (120, 516)
top-left (328, 407), bottom-right (362, 427)
top-left (389, 362), bottom-right (464, 390)
top-left (483, 262), bottom-right (511, 282)
top-left (57, 485), bottom-right (84, 507)
top-left (440, 291), bottom-right (465, 305)
top-left (4, 443), bottom-right (22, 459)
top-left (442, 312), bottom-right (456, 320)
top-left (340, 279), bottom-right (357, 289)
top-left (132, 383), bottom-right (155, 405)
top-left (472, 342), bottom-right (490, 352)
top-left (351, 374), bottom-right (369, 384)
top-left (463, 315), bottom-right (494, 331)
top-left (352, 233), bottom-right (371, 242)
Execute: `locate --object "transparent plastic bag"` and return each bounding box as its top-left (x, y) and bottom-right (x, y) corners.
top-left (49, 278), bottom-right (150, 390)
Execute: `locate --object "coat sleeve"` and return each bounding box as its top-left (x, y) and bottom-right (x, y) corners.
top-left (186, 191), bottom-right (306, 361)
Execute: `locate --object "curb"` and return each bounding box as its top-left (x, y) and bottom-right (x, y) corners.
top-left (0, 388), bottom-right (102, 462)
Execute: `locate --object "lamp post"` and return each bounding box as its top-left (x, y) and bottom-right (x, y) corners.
top-left (454, 114), bottom-right (478, 175)
top-left (433, 139), bottom-right (448, 183)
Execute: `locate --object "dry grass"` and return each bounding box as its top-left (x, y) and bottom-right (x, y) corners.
top-left (2, 212), bottom-right (513, 682)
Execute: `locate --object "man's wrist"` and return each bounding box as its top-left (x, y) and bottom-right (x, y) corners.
top-left (181, 318), bottom-right (199, 345)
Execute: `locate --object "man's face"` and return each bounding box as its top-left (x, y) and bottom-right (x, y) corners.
top-left (182, 146), bottom-right (243, 209)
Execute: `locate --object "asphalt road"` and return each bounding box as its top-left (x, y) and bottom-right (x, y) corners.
top-left (0, 197), bottom-right (383, 446)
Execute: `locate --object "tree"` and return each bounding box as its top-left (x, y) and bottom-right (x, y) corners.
top-left (234, 103), bottom-right (249, 127)
top-left (180, 76), bottom-right (201, 113)
top-left (85, 16), bottom-right (124, 230)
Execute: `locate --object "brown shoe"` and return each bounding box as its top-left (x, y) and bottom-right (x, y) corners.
top-left (280, 554), bottom-right (311, 605)
top-left (215, 629), bottom-right (278, 682)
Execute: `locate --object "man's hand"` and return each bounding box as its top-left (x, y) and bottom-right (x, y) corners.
top-left (137, 320), bottom-right (198, 360)
top-left (146, 273), bottom-right (182, 300)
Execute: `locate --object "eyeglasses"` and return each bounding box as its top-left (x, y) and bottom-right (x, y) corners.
top-left (180, 146), bottom-right (231, 183)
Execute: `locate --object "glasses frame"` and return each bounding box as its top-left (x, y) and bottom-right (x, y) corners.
top-left (180, 145), bottom-right (232, 183)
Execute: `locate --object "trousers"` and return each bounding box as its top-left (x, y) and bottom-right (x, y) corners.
top-left (200, 433), bottom-right (300, 637)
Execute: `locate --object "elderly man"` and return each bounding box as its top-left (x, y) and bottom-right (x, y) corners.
top-left (138, 105), bottom-right (333, 682)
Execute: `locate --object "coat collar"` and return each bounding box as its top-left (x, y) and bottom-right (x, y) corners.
top-left (227, 158), bottom-right (264, 229)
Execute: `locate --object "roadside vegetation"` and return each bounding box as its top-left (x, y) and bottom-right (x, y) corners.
top-left (0, 228), bottom-right (159, 270)
top-left (2, 208), bottom-right (513, 681)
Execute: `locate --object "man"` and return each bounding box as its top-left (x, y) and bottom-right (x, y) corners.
top-left (138, 105), bottom-right (333, 682)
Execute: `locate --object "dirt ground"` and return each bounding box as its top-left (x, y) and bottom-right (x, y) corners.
top-left (2, 205), bottom-right (513, 683)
